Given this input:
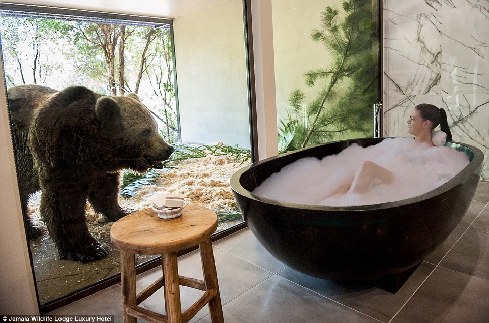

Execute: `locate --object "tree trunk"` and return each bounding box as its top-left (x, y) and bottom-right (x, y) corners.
top-left (32, 25), bottom-right (39, 84)
top-left (135, 27), bottom-right (156, 94)
top-left (16, 56), bottom-right (26, 84)
top-left (32, 47), bottom-right (38, 84)
top-left (108, 48), bottom-right (116, 96)
top-left (100, 24), bottom-right (118, 96)
top-left (118, 25), bottom-right (126, 95)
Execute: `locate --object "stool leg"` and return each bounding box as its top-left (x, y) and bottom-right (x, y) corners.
top-left (163, 252), bottom-right (182, 323)
top-left (120, 251), bottom-right (137, 323)
top-left (200, 239), bottom-right (224, 323)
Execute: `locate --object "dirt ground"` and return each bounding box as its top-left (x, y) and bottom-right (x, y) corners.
top-left (28, 154), bottom-right (249, 305)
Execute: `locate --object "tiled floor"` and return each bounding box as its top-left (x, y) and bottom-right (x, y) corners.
top-left (49, 181), bottom-right (489, 322)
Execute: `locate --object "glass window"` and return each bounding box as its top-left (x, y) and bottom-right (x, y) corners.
top-left (272, 0), bottom-right (381, 153)
top-left (0, 0), bottom-right (251, 308)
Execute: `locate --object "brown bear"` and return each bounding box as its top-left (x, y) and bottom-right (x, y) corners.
top-left (8, 85), bottom-right (173, 262)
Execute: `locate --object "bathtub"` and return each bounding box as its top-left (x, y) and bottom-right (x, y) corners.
top-left (231, 138), bottom-right (483, 289)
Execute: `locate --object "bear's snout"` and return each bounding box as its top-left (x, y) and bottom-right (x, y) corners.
top-left (143, 143), bottom-right (173, 169)
top-left (159, 145), bottom-right (174, 162)
top-left (167, 145), bottom-right (175, 157)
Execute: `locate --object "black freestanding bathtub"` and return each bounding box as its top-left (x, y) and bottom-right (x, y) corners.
top-left (231, 138), bottom-right (483, 289)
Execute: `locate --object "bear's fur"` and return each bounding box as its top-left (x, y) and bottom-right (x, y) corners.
top-left (8, 85), bottom-right (173, 262)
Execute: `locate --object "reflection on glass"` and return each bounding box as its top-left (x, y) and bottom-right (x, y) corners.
top-left (273, 0), bottom-right (380, 153)
top-left (1, 0), bottom-right (250, 306)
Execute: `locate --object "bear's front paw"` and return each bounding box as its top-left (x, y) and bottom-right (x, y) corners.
top-left (59, 241), bottom-right (109, 263)
top-left (104, 208), bottom-right (129, 222)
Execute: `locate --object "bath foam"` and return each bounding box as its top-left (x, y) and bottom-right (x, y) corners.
top-left (253, 138), bottom-right (470, 206)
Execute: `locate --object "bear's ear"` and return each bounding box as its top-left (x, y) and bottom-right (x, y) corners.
top-left (126, 93), bottom-right (141, 102)
top-left (95, 97), bottom-right (123, 133)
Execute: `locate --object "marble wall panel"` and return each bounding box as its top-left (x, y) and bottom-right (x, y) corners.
top-left (441, 5), bottom-right (489, 96)
top-left (383, 0), bottom-right (489, 179)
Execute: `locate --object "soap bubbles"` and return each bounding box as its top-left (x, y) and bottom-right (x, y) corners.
top-left (254, 138), bottom-right (470, 206)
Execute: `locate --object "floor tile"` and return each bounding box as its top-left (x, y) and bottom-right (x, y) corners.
top-left (439, 228), bottom-right (489, 281)
top-left (391, 267), bottom-right (489, 323)
top-left (213, 228), bottom-right (249, 252)
top-left (471, 203), bottom-right (489, 234)
top-left (214, 228), bottom-right (287, 274)
top-left (463, 199), bottom-right (489, 223)
top-left (177, 248), bottom-right (274, 304)
top-left (139, 247), bottom-right (273, 321)
top-left (473, 180), bottom-right (489, 203)
top-left (278, 262), bottom-right (434, 322)
top-left (424, 223), bottom-right (466, 265)
top-left (424, 199), bottom-right (487, 265)
top-left (198, 274), bottom-right (379, 323)
top-left (48, 283), bottom-right (123, 321)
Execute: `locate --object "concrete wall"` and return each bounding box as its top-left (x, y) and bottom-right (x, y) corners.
top-left (173, 0), bottom-right (251, 149)
top-left (0, 49), bottom-right (39, 314)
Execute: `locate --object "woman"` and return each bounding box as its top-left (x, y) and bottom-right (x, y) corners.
top-left (407, 103), bottom-right (452, 145)
top-left (330, 104), bottom-right (453, 195)
top-left (255, 103), bottom-right (464, 205)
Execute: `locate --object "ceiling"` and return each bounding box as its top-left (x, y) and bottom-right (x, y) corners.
top-left (2, 0), bottom-right (231, 18)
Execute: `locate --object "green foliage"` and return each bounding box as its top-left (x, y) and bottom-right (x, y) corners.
top-left (120, 169), bottom-right (160, 198)
top-left (1, 15), bottom-right (179, 141)
top-left (280, 0), bottom-right (379, 153)
top-left (121, 171), bottom-right (146, 188)
top-left (217, 211), bottom-right (242, 224)
top-left (0, 16), bottom-right (75, 86)
top-left (278, 111), bottom-right (307, 153)
top-left (166, 142), bottom-right (251, 167)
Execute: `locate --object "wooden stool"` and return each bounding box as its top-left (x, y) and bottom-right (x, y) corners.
top-left (110, 204), bottom-right (224, 323)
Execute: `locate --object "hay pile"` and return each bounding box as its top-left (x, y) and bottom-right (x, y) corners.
top-left (122, 153), bottom-right (248, 213)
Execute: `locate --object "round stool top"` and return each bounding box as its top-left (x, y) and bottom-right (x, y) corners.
top-left (110, 204), bottom-right (217, 254)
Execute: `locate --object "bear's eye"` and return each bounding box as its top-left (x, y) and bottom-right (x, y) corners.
top-left (140, 129), bottom-right (152, 138)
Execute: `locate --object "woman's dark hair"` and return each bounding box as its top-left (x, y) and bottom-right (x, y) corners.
top-left (415, 103), bottom-right (453, 141)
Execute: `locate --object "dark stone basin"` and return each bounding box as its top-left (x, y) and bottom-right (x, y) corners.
top-left (231, 138), bottom-right (483, 285)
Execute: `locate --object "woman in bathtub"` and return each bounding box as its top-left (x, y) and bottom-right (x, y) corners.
top-left (254, 103), bottom-right (464, 206)
top-left (327, 104), bottom-right (453, 196)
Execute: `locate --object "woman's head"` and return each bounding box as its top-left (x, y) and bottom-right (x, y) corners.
top-left (408, 105), bottom-right (432, 137)
top-left (407, 104), bottom-right (452, 141)
top-left (415, 104), bottom-right (441, 129)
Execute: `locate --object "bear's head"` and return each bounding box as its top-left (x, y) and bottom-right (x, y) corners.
top-left (95, 94), bottom-right (174, 172)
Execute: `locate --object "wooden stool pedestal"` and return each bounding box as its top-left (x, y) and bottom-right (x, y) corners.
top-left (110, 204), bottom-right (224, 323)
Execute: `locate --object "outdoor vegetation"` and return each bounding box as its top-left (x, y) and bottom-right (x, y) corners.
top-left (279, 0), bottom-right (379, 153)
top-left (1, 15), bottom-right (179, 142)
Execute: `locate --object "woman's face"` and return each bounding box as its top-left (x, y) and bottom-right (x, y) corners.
top-left (407, 109), bottom-right (428, 136)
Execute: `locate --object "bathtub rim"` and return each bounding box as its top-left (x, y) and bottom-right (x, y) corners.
top-left (231, 137), bottom-right (484, 212)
